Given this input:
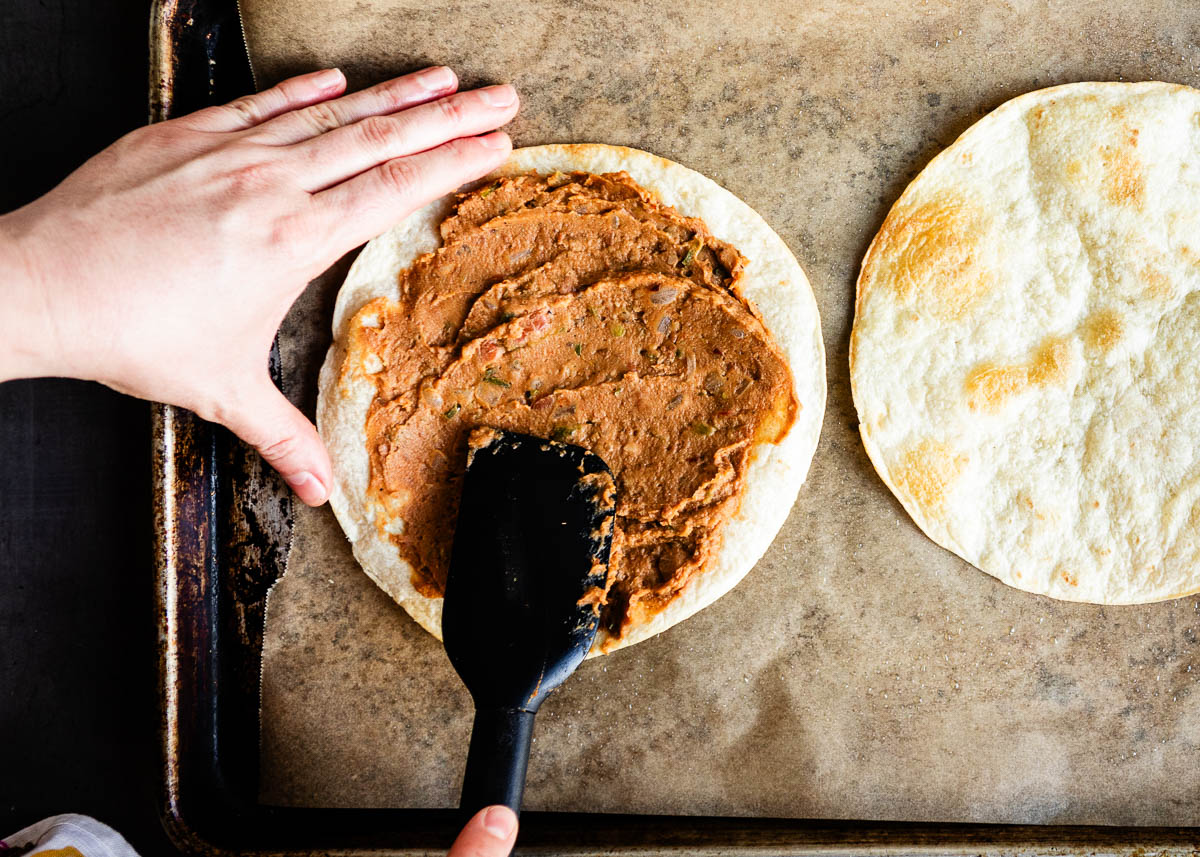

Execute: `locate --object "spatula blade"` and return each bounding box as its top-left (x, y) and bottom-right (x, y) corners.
top-left (443, 428), bottom-right (616, 712)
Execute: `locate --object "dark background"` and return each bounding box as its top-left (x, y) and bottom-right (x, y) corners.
top-left (0, 0), bottom-right (180, 852)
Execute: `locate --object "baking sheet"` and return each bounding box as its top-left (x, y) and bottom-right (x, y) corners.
top-left (253, 0), bottom-right (1200, 823)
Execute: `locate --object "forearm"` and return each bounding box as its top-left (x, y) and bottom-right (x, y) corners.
top-left (0, 212), bottom-right (62, 383)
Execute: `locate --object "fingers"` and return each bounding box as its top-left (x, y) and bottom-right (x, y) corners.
top-left (315, 131), bottom-right (512, 250)
top-left (221, 379), bottom-right (333, 506)
top-left (448, 807), bottom-right (518, 857)
top-left (181, 68), bottom-right (348, 132)
top-left (254, 66), bottom-right (461, 146)
top-left (288, 85), bottom-right (519, 192)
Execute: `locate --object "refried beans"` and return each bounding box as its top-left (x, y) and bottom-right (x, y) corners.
top-left (345, 170), bottom-right (796, 641)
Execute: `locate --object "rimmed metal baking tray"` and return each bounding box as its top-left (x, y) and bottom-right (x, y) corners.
top-left (151, 0), bottom-right (1200, 852)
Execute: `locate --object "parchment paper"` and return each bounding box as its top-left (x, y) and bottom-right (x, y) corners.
top-left (254, 0), bottom-right (1200, 824)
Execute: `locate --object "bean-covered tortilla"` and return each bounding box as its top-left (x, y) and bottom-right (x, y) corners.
top-left (319, 143), bottom-right (825, 655)
top-left (348, 171), bottom-right (795, 640)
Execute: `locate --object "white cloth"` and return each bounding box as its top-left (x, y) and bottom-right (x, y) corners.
top-left (2, 814), bottom-right (140, 857)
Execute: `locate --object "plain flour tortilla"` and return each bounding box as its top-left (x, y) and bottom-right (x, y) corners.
top-left (319, 144), bottom-right (826, 653)
top-left (852, 81), bottom-right (1200, 604)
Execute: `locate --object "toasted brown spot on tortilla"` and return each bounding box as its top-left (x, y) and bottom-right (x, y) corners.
top-left (1101, 144), bottom-right (1145, 207)
top-left (865, 196), bottom-right (992, 318)
top-left (1140, 264), bottom-right (1171, 299)
top-left (1083, 309), bottom-right (1124, 352)
top-left (893, 439), bottom-right (968, 511)
top-left (965, 336), bottom-right (1073, 411)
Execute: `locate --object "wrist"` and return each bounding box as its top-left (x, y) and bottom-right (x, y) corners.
top-left (0, 211), bottom-right (69, 382)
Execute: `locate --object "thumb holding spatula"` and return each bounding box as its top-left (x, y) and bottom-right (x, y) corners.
top-left (449, 806), bottom-right (519, 857)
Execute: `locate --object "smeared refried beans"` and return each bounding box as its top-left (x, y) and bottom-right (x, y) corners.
top-left (346, 170), bottom-right (797, 642)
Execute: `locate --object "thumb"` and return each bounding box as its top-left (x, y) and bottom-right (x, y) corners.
top-left (223, 378), bottom-right (333, 506)
top-left (448, 806), bottom-right (518, 857)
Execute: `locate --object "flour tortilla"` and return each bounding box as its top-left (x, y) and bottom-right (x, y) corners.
top-left (318, 144), bottom-right (826, 653)
top-left (852, 82), bottom-right (1200, 604)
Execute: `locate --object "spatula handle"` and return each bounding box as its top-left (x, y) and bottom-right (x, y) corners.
top-left (461, 706), bottom-right (536, 815)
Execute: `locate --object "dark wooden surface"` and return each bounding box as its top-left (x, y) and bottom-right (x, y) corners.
top-left (0, 0), bottom-right (180, 853)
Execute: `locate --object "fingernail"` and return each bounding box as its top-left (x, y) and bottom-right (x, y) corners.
top-left (415, 66), bottom-right (456, 91)
top-left (477, 131), bottom-right (510, 150)
top-left (478, 84), bottom-right (517, 108)
top-left (287, 471), bottom-right (328, 505)
top-left (481, 806), bottom-right (517, 839)
top-left (312, 68), bottom-right (344, 91)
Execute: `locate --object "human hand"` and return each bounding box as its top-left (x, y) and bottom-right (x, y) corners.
top-left (0, 66), bottom-right (519, 505)
top-left (448, 806), bottom-right (518, 857)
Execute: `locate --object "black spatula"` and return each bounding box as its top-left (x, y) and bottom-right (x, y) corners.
top-left (442, 429), bottom-right (616, 819)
